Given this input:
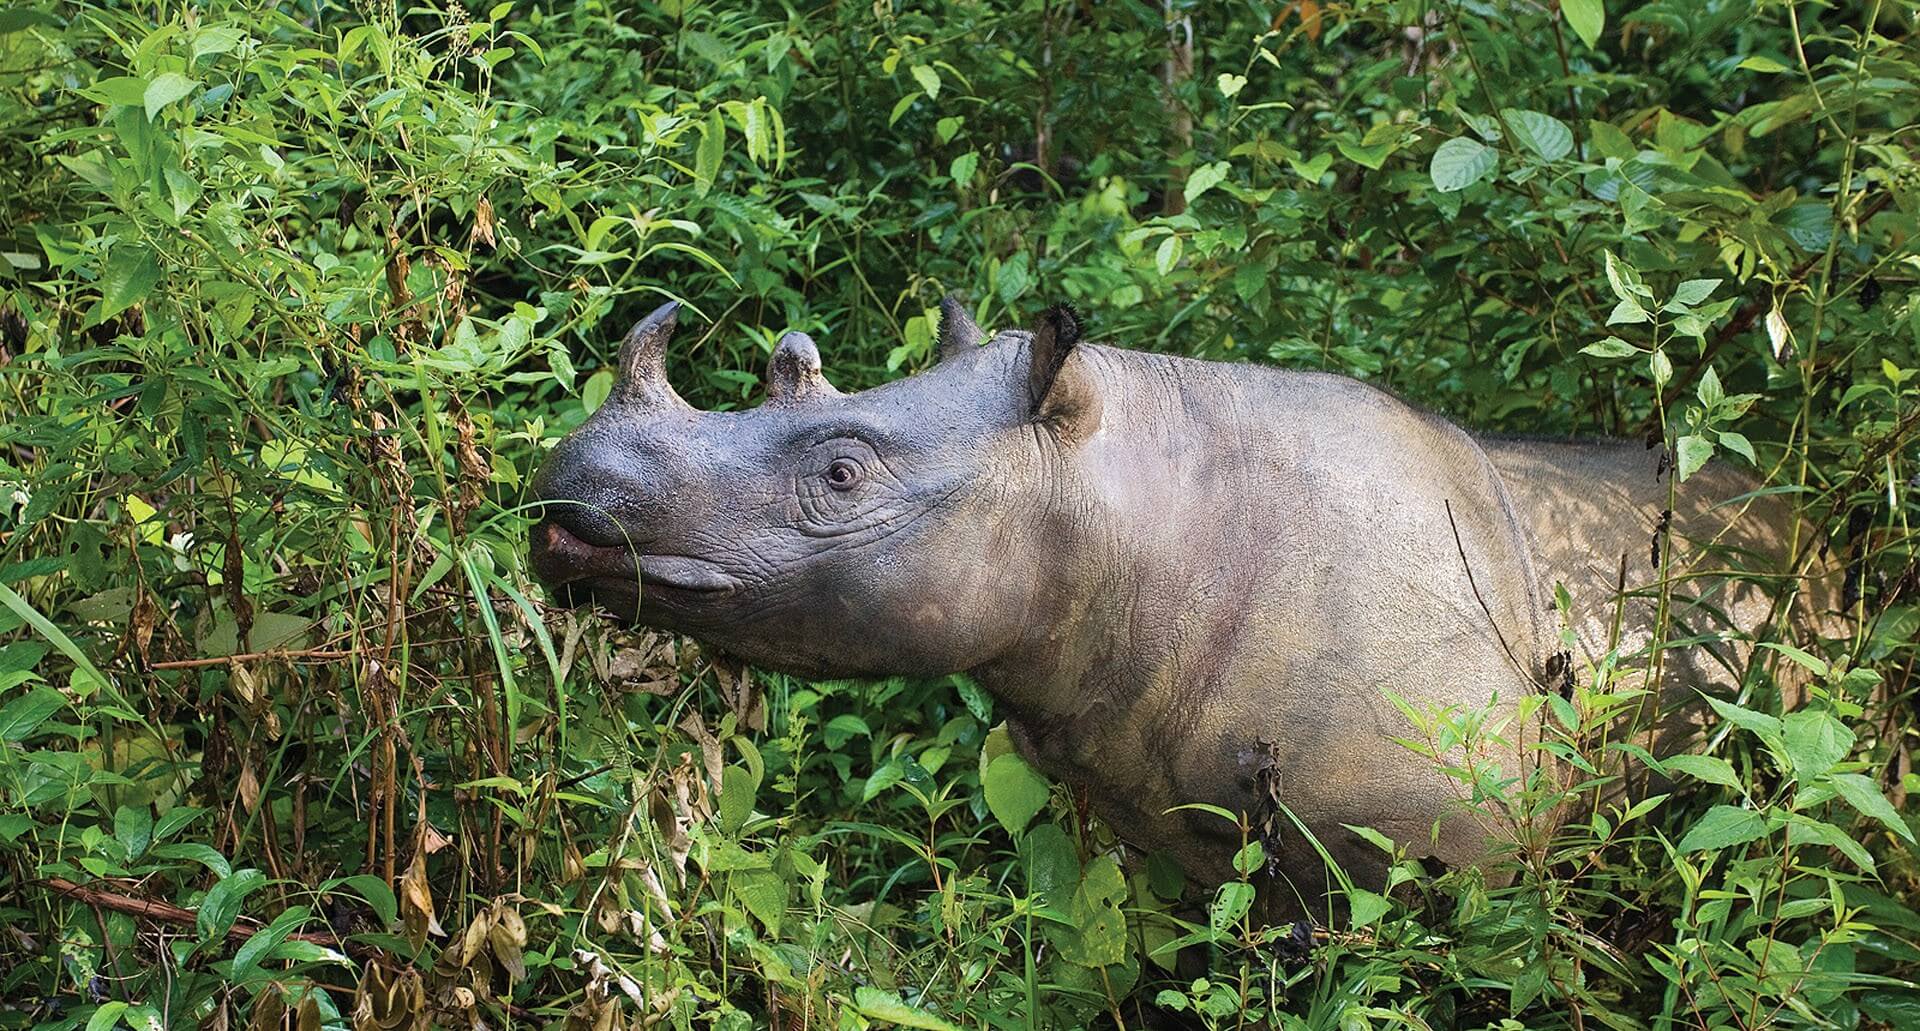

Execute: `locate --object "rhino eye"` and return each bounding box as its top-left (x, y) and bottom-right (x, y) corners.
top-left (825, 458), bottom-right (861, 491)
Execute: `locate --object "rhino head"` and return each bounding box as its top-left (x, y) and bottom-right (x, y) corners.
top-left (528, 298), bottom-right (1096, 680)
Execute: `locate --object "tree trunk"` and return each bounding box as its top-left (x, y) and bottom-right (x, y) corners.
top-left (1162, 1), bottom-right (1194, 215)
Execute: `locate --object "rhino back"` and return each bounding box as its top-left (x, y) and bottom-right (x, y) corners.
top-left (1479, 436), bottom-right (1835, 752)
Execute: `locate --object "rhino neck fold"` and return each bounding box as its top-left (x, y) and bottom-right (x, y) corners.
top-left (968, 349), bottom-right (1237, 807)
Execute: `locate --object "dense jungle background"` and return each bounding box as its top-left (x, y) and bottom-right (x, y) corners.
top-left (3, 0), bottom-right (1920, 1027)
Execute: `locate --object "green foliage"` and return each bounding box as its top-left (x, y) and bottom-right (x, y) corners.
top-left (2, 0), bottom-right (1918, 1028)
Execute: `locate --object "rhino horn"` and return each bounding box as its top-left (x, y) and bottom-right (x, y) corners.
top-left (615, 301), bottom-right (693, 412)
top-left (937, 294), bottom-right (985, 359)
top-left (765, 330), bottom-right (841, 406)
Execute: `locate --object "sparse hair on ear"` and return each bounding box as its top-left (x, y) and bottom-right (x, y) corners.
top-left (1026, 302), bottom-right (1083, 414)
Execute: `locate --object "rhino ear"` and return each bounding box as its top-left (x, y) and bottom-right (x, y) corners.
top-left (1027, 303), bottom-right (1101, 440)
top-left (938, 294), bottom-right (985, 359)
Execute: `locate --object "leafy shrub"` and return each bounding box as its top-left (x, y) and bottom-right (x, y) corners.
top-left (1, 1), bottom-right (1916, 1028)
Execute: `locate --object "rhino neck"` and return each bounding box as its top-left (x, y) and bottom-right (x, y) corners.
top-left (968, 347), bottom-right (1251, 785)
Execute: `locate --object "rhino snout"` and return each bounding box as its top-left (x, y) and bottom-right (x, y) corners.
top-left (529, 518), bottom-right (634, 587)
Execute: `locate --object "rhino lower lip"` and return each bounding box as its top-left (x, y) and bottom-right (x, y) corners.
top-left (534, 520), bottom-right (737, 596)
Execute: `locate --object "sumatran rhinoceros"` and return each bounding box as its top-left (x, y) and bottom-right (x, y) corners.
top-left (528, 298), bottom-right (1828, 913)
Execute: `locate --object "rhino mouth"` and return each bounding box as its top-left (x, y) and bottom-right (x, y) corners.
top-left (530, 520), bottom-right (738, 607)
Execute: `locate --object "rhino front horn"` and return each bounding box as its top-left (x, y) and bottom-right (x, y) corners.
top-left (615, 301), bottom-right (693, 412)
top-left (765, 331), bottom-right (841, 406)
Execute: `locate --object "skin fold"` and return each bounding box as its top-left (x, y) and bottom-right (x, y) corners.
top-left (529, 299), bottom-right (1834, 916)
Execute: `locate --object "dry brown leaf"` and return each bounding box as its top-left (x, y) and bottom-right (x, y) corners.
top-left (471, 196), bottom-right (497, 250)
top-left (714, 659), bottom-right (766, 732)
top-left (295, 994), bottom-right (322, 1031)
top-left (352, 962), bottom-right (427, 1031)
top-left (237, 759), bottom-right (262, 814)
top-left (487, 902), bottom-right (527, 984)
top-left (677, 711), bottom-right (724, 795)
top-left (249, 990), bottom-right (287, 1031)
top-left (400, 850), bottom-right (444, 947)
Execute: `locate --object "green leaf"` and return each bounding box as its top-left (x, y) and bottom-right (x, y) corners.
top-left (114, 804), bottom-right (152, 861)
top-left (1563, 0), bottom-right (1604, 49)
top-left (1739, 55), bottom-right (1790, 74)
top-left (1702, 693), bottom-right (1784, 740)
top-left (887, 93), bottom-right (917, 127)
top-left (1790, 815), bottom-right (1876, 872)
top-left (1183, 160), bottom-right (1231, 205)
top-left (1429, 137), bottom-right (1497, 193)
top-left (950, 673), bottom-right (992, 724)
top-left (1759, 642), bottom-right (1830, 677)
top-left (0, 8), bottom-right (62, 33)
top-left (98, 246), bottom-right (163, 321)
top-left (910, 64), bottom-right (940, 100)
top-left (197, 868), bottom-right (268, 943)
top-left (0, 686), bottom-right (64, 741)
top-left (982, 752), bottom-right (1049, 835)
top-left (328, 874), bottom-right (397, 928)
top-left (1697, 366), bottom-right (1725, 408)
top-left (1664, 754), bottom-right (1742, 791)
top-left (694, 112), bottom-right (724, 195)
top-left (1671, 278), bottom-right (1722, 307)
top-left (1061, 856), bottom-right (1129, 966)
top-left (1347, 887), bottom-right (1391, 928)
top-left (1288, 152), bottom-right (1332, 183)
top-left (852, 987), bottom-right (959, 1031)
top-left (1608, 298), bottom-right (1650, 325)
top-left (1676, 434), bottom-right (1714, 481)
top-left (0, 583), bottom-right (116, 708)
top-left (1209, 881), bottom-right (1255, 934)
top-left (1676, 805), bottom-right (1768, 852)
top-left (149, 843), bottom-right (232, 878)
top-left (1020, 823), bottom-right (1080, 903)
top-left (143, 73), bottom-right (198, 120)
top-left (996, 251), bottom-right (1031, 304)
top-left (232, 905), bottom-right (309, 979)
top-left (731, 867), bottom-right (787, 934)
top-left (1782, 710), bottom-right (1854, 783)
top-left (1154, 234), bottom-right (1182, 276)
top-left (580, 369), bottom-right (613, 413)
top-left (1603, 250), bottom-right (1651, 302)
top-left (1231, 841), bottom-right (1264, 876)
top-left (1501, 109), bottom-right (1573, 161)
top-left (85, 1002), bottom-right (128, 1031)
top-left (719, 764), bottom-right (758, 835)
top-left (948, 150), bottom-right (977, 186)
top-left (1581, 336), bottom-right (1638, 359)
top-left (84, 76), bottom-right (148, 108)
top-left (1831, 773), bottom-right (1916, 842)
top-left (861, 759), bottom-right (905, 802)
top-left (1719, 431), bottom-right (1756, 465)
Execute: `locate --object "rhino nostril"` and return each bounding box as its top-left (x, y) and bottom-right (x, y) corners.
top-left (535, 499), bottom-right (628, 550)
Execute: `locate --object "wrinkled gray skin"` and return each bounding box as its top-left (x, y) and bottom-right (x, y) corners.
top-left (530, 299), bottom-right (1830, 915)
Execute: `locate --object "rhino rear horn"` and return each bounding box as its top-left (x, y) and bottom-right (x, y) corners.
top-left (937, 294), bottom-right (985, 359)
top-left (765, 331), bottom-right (841, 406)
top-left (615, 301), bottom-right (693, 412)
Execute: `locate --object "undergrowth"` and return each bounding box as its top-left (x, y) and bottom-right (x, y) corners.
top-left (1, 1), bottom-right (1917, 1028)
